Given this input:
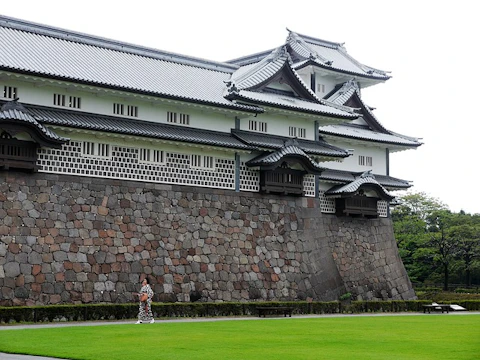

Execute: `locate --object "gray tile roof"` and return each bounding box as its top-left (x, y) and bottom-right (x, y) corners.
top-left (0, 17), bottom-right (261, 114)
top-left (325, 80), bottom-right (391, 133)
top-left (287, 31), bottom-right (390, 81)
top-left (26, 105), bottom-right (257, 151)
top-left (228, 91), bottom-right (357, 119)
top-left (319, 168), bottom-right (411, 189)
top-left (324, 171), bottom-right (394, 200)
top-left (321, 80), bottom-right (422, 147)
top-left (224, 46), bottom-right (358, 119)
top-left (0, 16), bottom-right (388, 121)
top-left (326, 80), bottom-right (360, 106)
top-left (232, 129), bottom-right (348, 158)
top-left (229, 47), bottom-right (290, 91)
top-left (228, 30), bottom-right (390, 82)
top-left (319, 123), bottom-right (422, 147)
top-left (0, 100), bottom-right (67, 146)
top-left (246, 140), bottom-right (325, 173)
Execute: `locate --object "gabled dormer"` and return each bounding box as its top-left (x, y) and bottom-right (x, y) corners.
top-left (325, 170), bottom-right (395, 218)
top-left (320, 80), bottom-right (422, 152)
top-left (286, 30), bottom-right (391, 91)
top-left (246, 138), bottom-right (326, 196)
top-left (225, 46), bottom-right (319, 102)
top-left (0, 99), bottom-right (67, 171)
top-left (224, 46), bottom-right (357, 125)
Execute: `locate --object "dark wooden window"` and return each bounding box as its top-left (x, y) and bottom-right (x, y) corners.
top-left (0, 136), bottom-right (38, 171)
top-left (260, 168), bottom-right (304, 196)
top-left (336, 196), bottom-right (378, 218)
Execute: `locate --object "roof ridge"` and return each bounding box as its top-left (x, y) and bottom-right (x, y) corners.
top-left (0, 15), bottom-right (238, 73)
top-left (287, 29), bottom-right (344, 49)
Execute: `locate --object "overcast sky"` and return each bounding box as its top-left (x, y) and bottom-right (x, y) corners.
top-left (2, 1), bottom-right (479, 214)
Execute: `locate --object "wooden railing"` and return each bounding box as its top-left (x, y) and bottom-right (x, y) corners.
top-left (0, 138), bottom-right (38, 171)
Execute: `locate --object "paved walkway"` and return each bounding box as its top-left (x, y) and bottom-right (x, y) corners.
top-left (1, 312), bottom-right (478, 360)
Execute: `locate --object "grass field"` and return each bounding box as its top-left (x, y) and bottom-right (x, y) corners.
top-left (0, 314), bottom-right (479, 360)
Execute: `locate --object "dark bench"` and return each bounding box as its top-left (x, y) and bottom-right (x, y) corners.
top-left (422, 304), bottom-right (450, 313)
top-left (257, 306), bottom-right (293, 317)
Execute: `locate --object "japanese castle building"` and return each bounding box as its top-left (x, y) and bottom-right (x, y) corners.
top-left (0, 15), bottom-right (422, 304)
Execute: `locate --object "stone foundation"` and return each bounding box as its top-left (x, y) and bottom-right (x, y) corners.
top-left (0, 171), bottom-right (416, 306)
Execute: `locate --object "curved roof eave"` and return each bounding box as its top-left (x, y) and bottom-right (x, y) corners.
top-left (324, 173), bottom-right (395, 201)
top-left (21, 105), bottom-right (258, 152)
top-left (319, 169), bottom-right (411, 190)
top-left (0, 100), bottom-right (68, 147)
top-left (226, 92), bottom-right (357, 120)
top-left (246, 143), bottom-right (325, 174)
top-left (293, 59), bottom-right (390, 82)
top-left (318, 127), bottom-right (423, 148)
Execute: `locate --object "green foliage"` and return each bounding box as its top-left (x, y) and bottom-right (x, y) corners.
top-left (2, 299), bottom-right (480, 325)
top-left (416, 291), bottom-right (480, 302)
top-left (392, 191), bottom-right (480, 288)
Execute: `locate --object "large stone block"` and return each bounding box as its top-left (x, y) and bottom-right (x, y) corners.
top-left (0, 172), bottom-right (416, 305)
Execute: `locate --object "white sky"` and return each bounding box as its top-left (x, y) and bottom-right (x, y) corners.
top-left (2, 0), bottom-right (479, 214)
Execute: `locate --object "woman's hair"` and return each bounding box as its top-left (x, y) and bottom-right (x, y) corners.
top-left (143, 277), bottom-right (150, 284)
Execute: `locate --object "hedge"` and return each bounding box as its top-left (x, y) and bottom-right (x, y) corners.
top-left (1, 300), bottom-right (479, 324)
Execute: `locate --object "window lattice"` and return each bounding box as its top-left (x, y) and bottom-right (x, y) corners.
top-left (303, 174), bottom-right (315, 197)
top-left (167, 111), bottom-right (189, 125)
top-left (113, 103), bottom-right (124, 115)
top-left (82, 141), bottom-right (110, 158)
top-left (54, 94), bottom-right (81, 109)
top-left (248, 120), bottom-right (267, 133)
top-left (139, 149), bottom-right (164, 164)
top-left (239, 162), bottom-right (259, 192)
top-left (191, 155), bottom-right (214, 169)
top-left (2, 86), bottom-right (17, 99)
top-left (37, 141), bottom-right (235, 189)
top-left (289, 126), bottom-right (306, 138)
top-left (319, 190), bottom-right (336, 213)
top-left (377, 200), bottom-right (388, 217)
top-left (127, 105), bottom-right (138, 117)
top-left (359, 155), bottom-right (373, 167)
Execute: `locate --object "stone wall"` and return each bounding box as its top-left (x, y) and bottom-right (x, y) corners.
top-left (0, 171), bottom-right (416, 306)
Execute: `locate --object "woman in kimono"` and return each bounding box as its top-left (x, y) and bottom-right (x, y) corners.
top-left (135, 277), bottom-right (154, 324)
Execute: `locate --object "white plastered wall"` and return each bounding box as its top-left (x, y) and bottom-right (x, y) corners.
top-left (322, 140), bottom-right (387, 175)
top-left (0, 76), bottom-right (235, 133)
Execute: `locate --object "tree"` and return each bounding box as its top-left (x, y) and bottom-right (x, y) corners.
top-left (392, 192), bottom-right (447, 284)
top-left (392, 192), bottom-right (447, 221)
top-left (392, 192), bottom-right (480, 289)
top-left (449, 214), bottom-right (480, 287)
top-left (425, 210), bottom-right (458, 290)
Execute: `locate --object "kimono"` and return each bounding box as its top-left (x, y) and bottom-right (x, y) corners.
top-left (137, 284), bottom-right (154, 322)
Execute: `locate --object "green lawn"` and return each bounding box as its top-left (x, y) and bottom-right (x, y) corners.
top-left (0, 314), bottom-right (479, 360)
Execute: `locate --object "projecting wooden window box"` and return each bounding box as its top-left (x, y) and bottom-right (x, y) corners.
top-left (0, 138), bottom-right (38, 171)
top-left (336, 196), bottom-right (378, 218)
top-left (260, 168), bottom-right (305, 196)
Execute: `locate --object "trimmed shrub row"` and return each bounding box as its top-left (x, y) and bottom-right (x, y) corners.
top-left (1, 300), bottom-right (479, 324)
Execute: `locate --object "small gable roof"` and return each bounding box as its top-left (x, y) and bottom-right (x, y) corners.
top-left (225, 46), bottom-right (357, 119)
top-left (246, 139), bottom-right (325, 174)
top-left (320, 168), bottom-right (411, 190)
top-left (0, 99), bottom-right (67, 147)
top-left (232, 129), bottom-right (348, 158)
top-left (227, 46), bottom-right (318, 101)
top-left (286, 30), bottom-right (390, 84)
top-left (321, 80), bottom-right (422, 149)
top-left (324, 171), bottom-right (395, 201)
